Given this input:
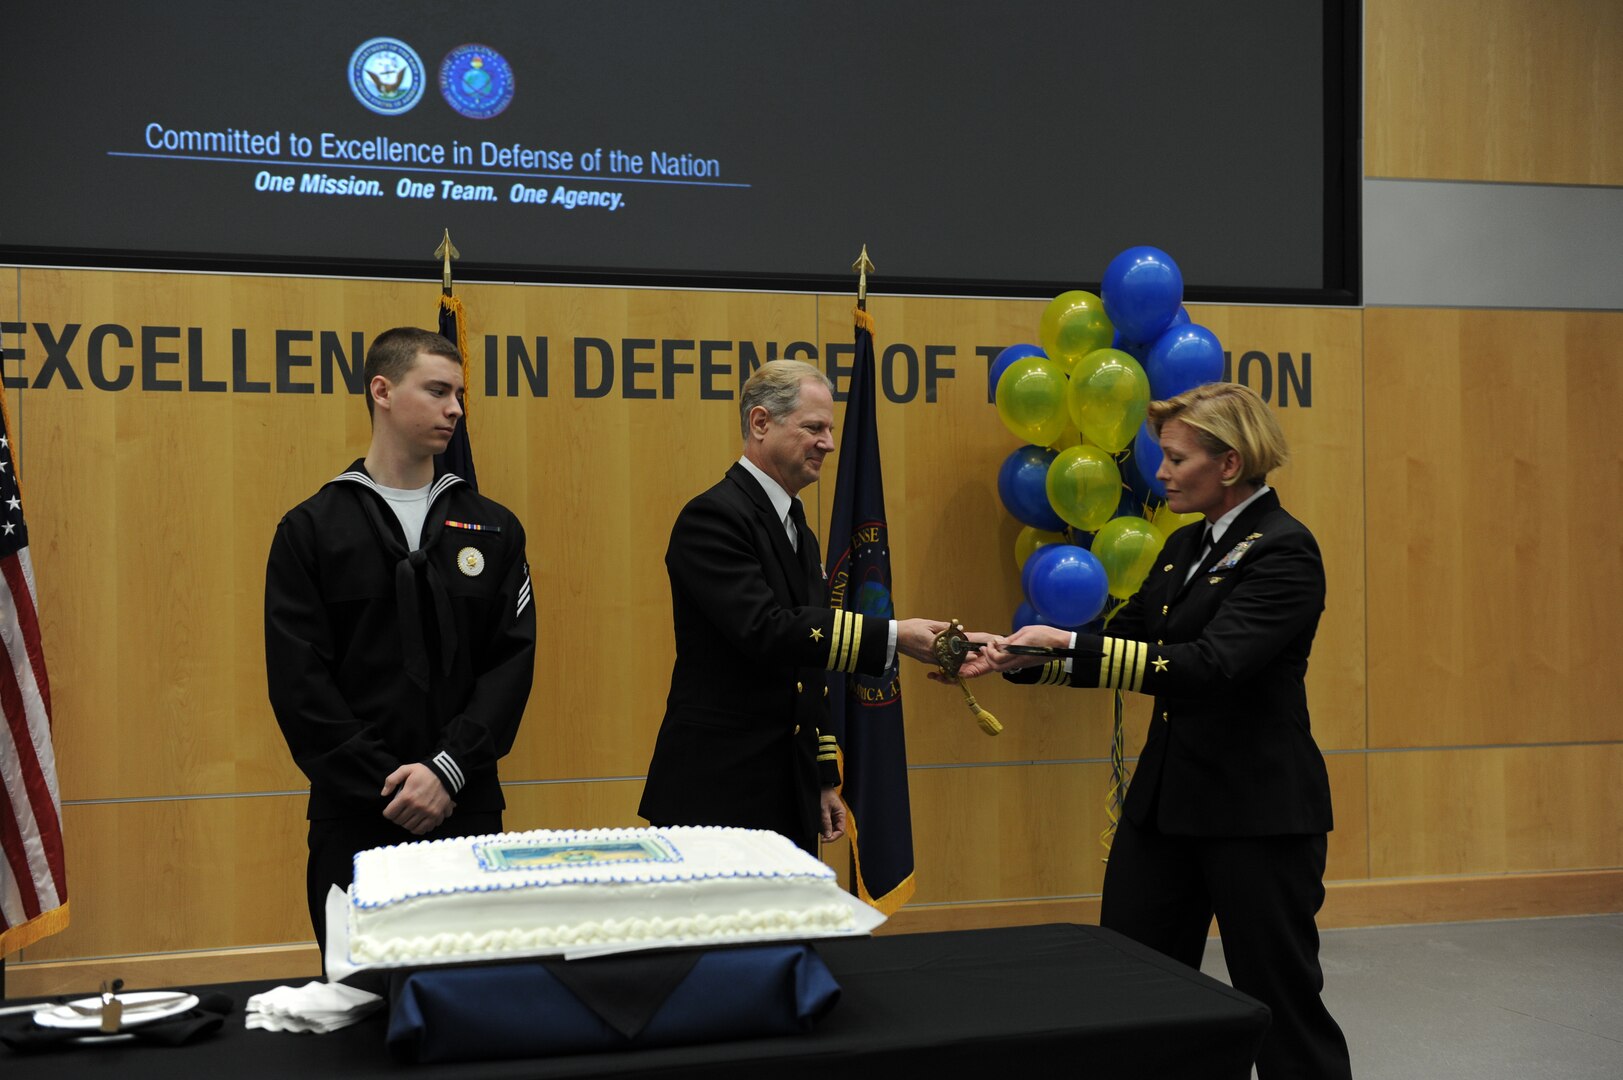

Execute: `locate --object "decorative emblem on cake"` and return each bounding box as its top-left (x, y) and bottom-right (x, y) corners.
top-left (475, 836), bottom-right (681, 871)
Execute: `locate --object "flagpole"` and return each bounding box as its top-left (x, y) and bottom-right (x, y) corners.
top-left (435, 228), bottom-right (459, 297)
top-left (432, 229), bottom-right (478, 489)
top-left (851, 244), bottom-right (874, 313)
top-left (845, 245), bottom-right (872, 895)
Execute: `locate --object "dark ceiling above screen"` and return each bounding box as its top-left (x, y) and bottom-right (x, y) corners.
top-left (0, 2), bottom-right (1359, 303)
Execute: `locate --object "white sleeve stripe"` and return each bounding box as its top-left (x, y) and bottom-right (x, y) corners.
top-left (433, 751), bottom-right (465, 792)
top-left (516, 565), bottom-right (532, 617)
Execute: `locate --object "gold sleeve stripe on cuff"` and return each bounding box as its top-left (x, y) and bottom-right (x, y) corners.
top-left (1099, 636), bottom-right (1148, 692)
top-left (826, 611), bottom-right (846, 670)
top-left (817, 752), bottom-right (839, 762)
top-left (1109, 637), bottom-right (1128, 690)
top-left (1038, 660), bottom-right (1067, 685)
top-left (830, 610), bottom-right (862, 673)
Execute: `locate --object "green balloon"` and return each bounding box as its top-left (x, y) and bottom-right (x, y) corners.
top-left (1039, 291), bottom-right (1114, 372)
top-left (1044, 445), bottom-right (1121, 532)
top-left (1091, 516), bottom-right (1167, 599)
top-left (995, 357), bottom-right (1069, 446)
top-left (1067, 348), bottom-right (1150, 453)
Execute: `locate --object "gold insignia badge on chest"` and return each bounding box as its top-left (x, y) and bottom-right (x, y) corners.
top-left (456, 546), bottom-right (486, 576)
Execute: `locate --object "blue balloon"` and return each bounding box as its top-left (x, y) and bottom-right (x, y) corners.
top-left (1132, 421), bottom-right (1167, 498)
top-left (1110, 329), bottom-right (1152, 363)
top-left (997, 444), bottom-right (1065, 531)
top-left (1102, 246), bottom-right (1184, 343)
top-left (1145, 323), bottom-right (1225, 400)
top-left (1168, 306), bottom-right (1191, 329)
top-left (1012, 600), bottom-right (1042, 633)
top-left (1021, 539), bottom-right (1069, 603)
top-left (987, 343), bottom-right (1046, 401)
top-left (1027, 544), bottom-right (1109, 628)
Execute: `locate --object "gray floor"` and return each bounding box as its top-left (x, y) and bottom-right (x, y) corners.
top-left (1200, 914), bottom-right (1623, 1079)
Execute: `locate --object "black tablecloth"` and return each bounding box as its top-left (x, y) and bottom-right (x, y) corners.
top-left (2, 924), bottom-right (1269, 1078)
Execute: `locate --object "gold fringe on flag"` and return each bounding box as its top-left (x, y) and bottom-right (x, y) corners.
top-left (440, 293), bottom-right (471, 418)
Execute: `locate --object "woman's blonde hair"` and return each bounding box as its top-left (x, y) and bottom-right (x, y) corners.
top-left (1147, 382), bottom-right (1288, 487)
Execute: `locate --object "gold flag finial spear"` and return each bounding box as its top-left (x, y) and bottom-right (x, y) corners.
top-left (851, 244), bottom-right (875, 311)
top-left (434, 229), bottom-right (460, 295)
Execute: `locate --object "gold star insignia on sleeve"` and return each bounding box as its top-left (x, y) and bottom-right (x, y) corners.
top-left (1152, 657), bottom-right (1169, 672)
top-left (810, 627), bottom-right (824, 642)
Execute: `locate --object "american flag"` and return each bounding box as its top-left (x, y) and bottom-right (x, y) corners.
top-left (0, 392), bottom-right (67, 954)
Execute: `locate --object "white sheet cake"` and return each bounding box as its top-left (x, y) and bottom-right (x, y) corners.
top-left (346, 825), bottom-right (856, 964)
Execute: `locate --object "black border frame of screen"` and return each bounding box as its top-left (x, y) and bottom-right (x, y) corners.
top-left (0, 2), bottom-right (1362, 306)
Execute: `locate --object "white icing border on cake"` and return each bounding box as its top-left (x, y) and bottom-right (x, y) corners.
top-left (350, 904), bottom-right (857, 964)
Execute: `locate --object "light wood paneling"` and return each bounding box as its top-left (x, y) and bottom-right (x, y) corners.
top-left (906, 763), bottom-right (1113, 904)
top-left (1366, 0), bottom-right (1623, 185)
top-left (1325, 752), bottom-right (1370, 882)
top-left (1364, 308), bottom-right (1623, 748)
top-left (18, 795), bottom-right (311, 962)
top-left (882, 868), bottom-right (1623, 938)
top-left (500, 777), bottom-right (648, 833)
top-left (1368, 745), bottom-right (1623, 877)
top-left (7, 268), bottom-right (1617, 974)
top-left (1193, 306), bottom-right (1367, 753)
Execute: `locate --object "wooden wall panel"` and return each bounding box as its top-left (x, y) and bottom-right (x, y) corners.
top-left (906, 763), bottom-right (1111, 905)
top-left (1325, 752), bottom-right (1370, 882)
top-left (1364, 308), bottom-right (1623, 748)
top-left (20, 795), bottom-right (310, 962)
top-left (1366, 0), bottom-right (1623, 185)
top-left (1368, 746), bottom-right (1623, 877)
top-left (7, 267), bottom-right (1614, 973)
top-left (1193, 306), bottom-right (1367, 753)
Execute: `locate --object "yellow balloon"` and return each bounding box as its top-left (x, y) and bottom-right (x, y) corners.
top-left (1151, 502), bottom-right (1203, 538)
top-left (1048, 420), bottom-right (1083, 450)
top-left (1044, 445), bottom-right (1121, 532)
top-left (1067, 348), bottom-right (1150, 453)
top-left (995, 357), bottom-right (1069, 446)
top-left (1014, 525), bottom-right (1067, 574)
top-left (1091, 516), bottom-right (1167, 599)
top-left (1039, 291), bottom-right (1114, 373)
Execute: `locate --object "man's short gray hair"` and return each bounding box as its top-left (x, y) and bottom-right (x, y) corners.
top-left (738, 360), bottom-right (833, 439)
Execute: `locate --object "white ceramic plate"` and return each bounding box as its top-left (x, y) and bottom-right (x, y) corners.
top-left (33, 992), bottom-right (199, 1030)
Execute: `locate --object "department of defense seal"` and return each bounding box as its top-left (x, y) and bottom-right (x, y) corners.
top-left (349, 37), bottom-right (426, 116)
top-left (439, 44), bottom-right (515, 119)
top-left (456, 546), bottom-right (486, 577)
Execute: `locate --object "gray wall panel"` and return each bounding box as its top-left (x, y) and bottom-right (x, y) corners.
top-left (1364, 179), bottom-right (1623, 310)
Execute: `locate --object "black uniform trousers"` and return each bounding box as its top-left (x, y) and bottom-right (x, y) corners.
top-left (1101, 815), bottom-right (1352, 1079)
top-left (305, 810), bottom-right (502, 955)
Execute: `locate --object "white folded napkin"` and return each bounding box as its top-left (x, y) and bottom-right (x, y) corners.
top-left (245, 980), bottom-right (383, 1034)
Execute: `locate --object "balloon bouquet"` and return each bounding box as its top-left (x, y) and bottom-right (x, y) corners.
top-left (993, 247), bottom-right (1226, 636)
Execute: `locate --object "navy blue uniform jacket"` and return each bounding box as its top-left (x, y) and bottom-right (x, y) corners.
top-left (1010, 489), bottom-right (1333, 836)
top-left (640, 463), bottom-right (890, 852)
